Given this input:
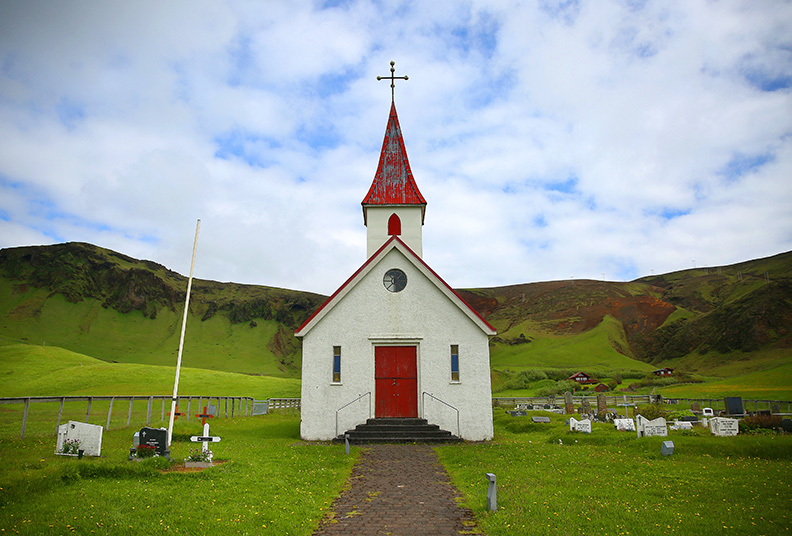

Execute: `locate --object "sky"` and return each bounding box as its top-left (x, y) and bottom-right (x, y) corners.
top-left (1, 0), bottom-right (791, 296)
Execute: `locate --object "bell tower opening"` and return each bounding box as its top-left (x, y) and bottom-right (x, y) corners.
top-left (388, 213), bottom-right (401, 236)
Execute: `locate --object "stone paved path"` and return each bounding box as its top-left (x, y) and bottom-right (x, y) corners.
top-left (313, 445), bottom-right (484, 536)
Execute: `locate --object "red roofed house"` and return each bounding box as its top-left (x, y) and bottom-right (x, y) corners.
top-left (568, 372), bottom-right (598, 384)
top-left (652, 368), bottom-right (675, 376)
top-left (296, 100), bottom-right (496, 441)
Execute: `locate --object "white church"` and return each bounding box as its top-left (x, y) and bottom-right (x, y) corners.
top-left (296, 82), bottom-right (496, 442)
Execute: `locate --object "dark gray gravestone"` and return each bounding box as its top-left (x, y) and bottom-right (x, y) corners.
top-left (508, 410), bottom-right (528, 417)
top-left (532, 416), bottom-right (551, 423)
top-left (781, 419), bottom-right (792, 434)
top-left (138, 427), bottom-right (168, 457)
top-left (724, 397), bottom-right (744, 415)
top-left (680, 416), bottom-right (697, 422)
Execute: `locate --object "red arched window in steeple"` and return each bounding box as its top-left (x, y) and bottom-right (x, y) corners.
top-left (388, 213), bottom-right (401, 236)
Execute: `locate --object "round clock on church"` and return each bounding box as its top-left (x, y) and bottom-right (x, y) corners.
top-left (383, 268), bottom-right (407, 292)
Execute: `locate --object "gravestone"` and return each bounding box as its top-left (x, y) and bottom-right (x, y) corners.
top-left (724, 397), bottom-right (744, 416)
top-left (56, 421), bottom-right (103, 457)
top-left (564, 391), bottom-right (574, 414)
top-left (597, 393), bottom-right (607, 414)
top-left (702, 407), bottom-right (714, 417)
top-left (569, 417), bottom-right (592, 433)
top-left (508, 410), bottom-right (528, 417)
top-left (781, 419), bottom-right (792, 434)
top-left (582, 401), bottom-right (592, 414)
top-left (670, 421), bottom-right (693, 430)
top-left (515, 403), bottom-right (531, 411)
top-left (709, 417), bottom-right (739, 437)
top-left (636, 415), bottom-right (667, 438)
top-left (138, 427), bottom-right (168, 457)
top-left (613, 418), bottom-right (635, 432)
top-left (532, 416), bottom-right (551, 423)
top-left (661, 441), bottom-right (674, 456)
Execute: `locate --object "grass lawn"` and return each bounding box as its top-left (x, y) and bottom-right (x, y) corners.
top-left (437, 411), bottom-right (792, 536)
top-left (0, 413), bottom-right (357, 535)
top-left (3, 410), bottom-right (790, 536)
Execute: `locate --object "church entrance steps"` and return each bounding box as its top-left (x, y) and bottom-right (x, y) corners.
top-left (336, 417), bottom-right (463, 444)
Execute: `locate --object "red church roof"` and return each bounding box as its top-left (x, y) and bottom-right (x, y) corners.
top-left (362, 102), bottom-right (427, 212)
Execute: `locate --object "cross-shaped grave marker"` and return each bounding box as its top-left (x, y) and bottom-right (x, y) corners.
top-left (195, 406), bottom-right (214, 426)
top-left (190, 423), bottom-right (221, 460)
top-left (167, 405), bottom-right (186, 420)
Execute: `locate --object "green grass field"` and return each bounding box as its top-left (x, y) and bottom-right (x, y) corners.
top-left (438, 411), bottom-right (792, 536)
top-left (0, 344), bottom-right (300, 400)
top-left (1, 410), bottom-right (789, 535)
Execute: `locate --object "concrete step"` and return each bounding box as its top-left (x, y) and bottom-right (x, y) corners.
top-left (336, 417), bottom-right (462, 444)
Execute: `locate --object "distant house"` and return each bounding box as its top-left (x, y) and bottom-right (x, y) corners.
top-left (568, 372), bottom-right (597, 384)
top-left (652, 368), bottom-right (675, 376)
top-left (594, 383), bottom-right (610, 392)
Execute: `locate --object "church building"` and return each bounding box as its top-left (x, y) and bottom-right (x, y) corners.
top-left (296, 83), bottom-right (496, 442)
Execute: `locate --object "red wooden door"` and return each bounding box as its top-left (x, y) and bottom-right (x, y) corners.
top-left (375, 346), bottom-right (417, 418)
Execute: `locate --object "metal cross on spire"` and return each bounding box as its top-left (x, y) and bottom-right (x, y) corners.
top-left (377, 60), bottom-right (408, 102)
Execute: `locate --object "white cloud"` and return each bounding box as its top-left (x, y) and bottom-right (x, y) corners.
top-left (1, 0), bottom-right (790, 294)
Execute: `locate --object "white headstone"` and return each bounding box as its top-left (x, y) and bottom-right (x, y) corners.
top-left (709, 417), bottom-right (739, 436)
top-left (56, 421), bottom-right (103, 456)
top-left (636, 415), bottom-right (667, 438)
top-left (569, 417), bottom-right (592, 433)
top-left (614, 418), bottom-right (635, 432)
top-left (670, 421), bottom-right (693, 430)
top-left (702, 407), bottom-right (714, 417)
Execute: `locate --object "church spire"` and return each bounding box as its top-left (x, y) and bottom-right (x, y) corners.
top-left (361, 101), bottom-right (427, 216)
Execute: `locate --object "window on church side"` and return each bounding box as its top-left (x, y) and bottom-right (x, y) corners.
top-left (333, 346), bottom-right (341, 383)
top-left (450, 345), bottom-right (459, 382)
top-left (388, 213), bottom-right (401, 235)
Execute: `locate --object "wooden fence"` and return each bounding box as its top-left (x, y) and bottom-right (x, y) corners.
top-left (0, 395), bottom-right (254, 438)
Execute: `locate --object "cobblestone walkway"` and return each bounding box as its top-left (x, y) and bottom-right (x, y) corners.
top-left (313, 444), bottom-right (484, 536)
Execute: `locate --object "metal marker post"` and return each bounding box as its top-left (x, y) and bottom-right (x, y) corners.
top-left (486, 473), bottom-right (497, 511)
top-left (167, 219), bottom-right (201, 447)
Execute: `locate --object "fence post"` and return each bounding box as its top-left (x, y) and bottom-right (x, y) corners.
top-left (21, 398), bottom-right (30, 438)
top-left (187, 397), bottom-right (192, 422)
top-left (225, 397), bottom-right (228, 418)
top-left (127, 398), bottom-right (133, 427)
top-left (56, 397), bottom-right (65, 432)
top-left (161, 398), bottom-right (165, 422)
top-left (86, 397), bottom-right (93, 422)
top-left (106, 397), bottom-right (115, 430)
top-left (146, 397), bottom-right (153, 426)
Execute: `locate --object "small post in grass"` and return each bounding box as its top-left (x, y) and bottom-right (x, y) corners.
top-left (486, 473), bottom-right (497, 511)
top-left (345, 433), bottom-right (350, 455)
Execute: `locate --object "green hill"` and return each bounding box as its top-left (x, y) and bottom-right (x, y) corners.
top-left (1, 242), bottom-right (790, 400)
top-left (0, 343), bottom-right (299, 399)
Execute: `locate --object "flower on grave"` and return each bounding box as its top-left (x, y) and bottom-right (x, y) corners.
top-left (62, 438), bottom-right (81, 455)
top-left (185, 448), bottom-right (213, 463)
top-left (135, 444), bottom-right (157, 458)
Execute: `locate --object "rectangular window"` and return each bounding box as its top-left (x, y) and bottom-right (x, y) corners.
top-left (332, 346), bottom-right (341, 383)
top-left (450, 345), bottom-right (459, 382)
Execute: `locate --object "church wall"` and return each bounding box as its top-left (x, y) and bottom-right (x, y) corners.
top-left (299, 248), bottom-right (493, 441)
top-left (365, 206), bottom-right (423, 258)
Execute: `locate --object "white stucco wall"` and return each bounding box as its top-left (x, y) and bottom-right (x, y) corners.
top-left (299, 248), bottom-right (493, 441)
top-left (365, 205), bottom-right (423, 258)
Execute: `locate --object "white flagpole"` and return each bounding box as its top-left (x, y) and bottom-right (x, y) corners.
top-left (167, 219), bottom-right (201, 448)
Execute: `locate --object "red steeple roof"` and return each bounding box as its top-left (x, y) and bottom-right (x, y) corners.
top-left (362, 102), bottom-right (427, 210)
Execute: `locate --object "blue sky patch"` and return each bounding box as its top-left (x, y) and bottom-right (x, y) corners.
top-left (56, 97), bottom-right (85, 130)
top-left (545, 176), bottom-right (578, 194)
top-left (720, 151), bottom-right (774, 181)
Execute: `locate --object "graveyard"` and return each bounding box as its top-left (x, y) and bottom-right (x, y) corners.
top-left (1, 400), bottom-right (790, 535)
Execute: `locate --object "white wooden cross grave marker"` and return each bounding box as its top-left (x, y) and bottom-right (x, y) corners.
top-left (190, 423), bottom-right (221, 460)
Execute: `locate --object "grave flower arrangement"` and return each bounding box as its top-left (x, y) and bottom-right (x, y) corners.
top-left (185, 448), bottom-right (213, 463)
top-left (61, 438), bottom-right (81, 455)
top-left (135, 444), bottom-right (157, 458)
